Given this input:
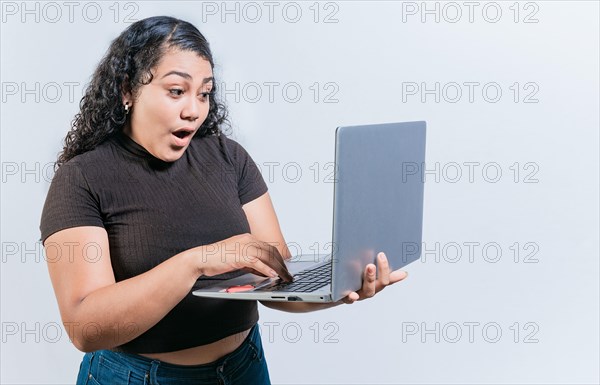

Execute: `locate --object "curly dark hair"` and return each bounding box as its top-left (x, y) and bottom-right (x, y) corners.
top-left (54, 16), bottom-right (230, 171)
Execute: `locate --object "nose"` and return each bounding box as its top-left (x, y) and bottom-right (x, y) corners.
top-left (181, 96), bottom-right (200, 122)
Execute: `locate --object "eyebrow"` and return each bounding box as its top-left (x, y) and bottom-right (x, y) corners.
top-left (161, 71), bottom-right (213, 84)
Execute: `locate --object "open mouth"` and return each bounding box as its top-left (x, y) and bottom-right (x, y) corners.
top-left (173, 131), bottom-right (192, 139)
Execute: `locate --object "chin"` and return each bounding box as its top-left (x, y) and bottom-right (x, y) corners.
top-left (166, 154), bottom-right (184, 163)
top-left (159, 150), bottom-right (185, 163)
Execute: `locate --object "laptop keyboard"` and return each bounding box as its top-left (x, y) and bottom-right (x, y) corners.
top-left (256, 263), bottom-right (332, 293)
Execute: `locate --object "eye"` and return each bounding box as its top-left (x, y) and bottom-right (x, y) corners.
top-left (169, 88), bottom-right (184, 96)
top-left (199, 91), bottom-right (212, 100)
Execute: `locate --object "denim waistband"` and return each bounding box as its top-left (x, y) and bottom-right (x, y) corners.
top-left (97, 323), bottom-right (260, 378)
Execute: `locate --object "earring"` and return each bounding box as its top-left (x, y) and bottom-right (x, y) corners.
top-left (124, 102), bottom-right (130, 115)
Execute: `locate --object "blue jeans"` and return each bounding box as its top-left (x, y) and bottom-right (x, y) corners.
top-left (75, 324), bottom-right (271, 385)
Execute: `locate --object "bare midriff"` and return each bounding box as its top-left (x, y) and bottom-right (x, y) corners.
top-left (135, 327), bottom-right (252, 366)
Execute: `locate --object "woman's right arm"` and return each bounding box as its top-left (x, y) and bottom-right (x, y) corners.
top-left (44, 226), bottom-right (291, 352)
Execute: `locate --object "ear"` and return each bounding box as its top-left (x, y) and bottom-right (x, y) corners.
top-left (121, 94), bottom-right (132, 107)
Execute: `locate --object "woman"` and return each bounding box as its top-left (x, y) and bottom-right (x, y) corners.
top-left (39, 16), bottom-right (407, 384)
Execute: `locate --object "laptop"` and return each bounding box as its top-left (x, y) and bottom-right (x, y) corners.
top-left (192, 121), bottom-right (426, 302)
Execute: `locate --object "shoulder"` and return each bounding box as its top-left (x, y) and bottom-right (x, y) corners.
top-left (50, 139), bottom-right (117, 184)
top-left (63, 138), bottom-right (116, 166)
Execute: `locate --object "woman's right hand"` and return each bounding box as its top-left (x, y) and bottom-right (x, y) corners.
top-left (195, 233), bottom-right (293, 282)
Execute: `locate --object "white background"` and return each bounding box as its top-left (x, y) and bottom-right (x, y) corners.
top-left (1, 1), bottom-right (599, 384)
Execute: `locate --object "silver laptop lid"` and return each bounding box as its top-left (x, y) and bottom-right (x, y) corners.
top-left (331, 121), bottom-right (426, 301)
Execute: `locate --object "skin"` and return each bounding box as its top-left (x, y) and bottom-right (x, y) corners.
top-left (45, 48), bottom-right (408, 366)
top-left (122, 48), bottom-right (214, 162)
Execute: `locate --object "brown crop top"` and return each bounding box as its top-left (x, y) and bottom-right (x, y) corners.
top-left (39, 129), bottom-right (268, 353)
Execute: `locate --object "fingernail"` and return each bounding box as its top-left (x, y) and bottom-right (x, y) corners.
top-left (270, 270), bottom-right (277, 277)
top-left (368, 266), bottom-right (375, 274)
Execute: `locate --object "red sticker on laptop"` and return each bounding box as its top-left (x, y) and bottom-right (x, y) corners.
top-left (225, 285), bottom-right (255, 293)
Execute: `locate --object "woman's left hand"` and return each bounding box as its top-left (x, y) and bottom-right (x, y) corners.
top-left (341, 252), bottom-right (408, 304)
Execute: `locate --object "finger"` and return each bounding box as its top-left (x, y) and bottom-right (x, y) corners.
top-left (247, 240), bottom-right (293, 282)
top-left (240, 267), bottom-right (268, 278)
top-left (389, 269), bottom-right (408, 284)
top-left (255, 240), bottom-right (292, 278)
top-left (361, 264), bottom-right (377, 299)
top-left (243, 258), bottom-right (279, 279)
top-left (213, 237), bottom-right (277, 278)
top-left (261, 243), bottom-right (293, 282)
top-left (342, 292), bottom-right (359, 304)
top-left (377, 252), bottom-right (390, 288)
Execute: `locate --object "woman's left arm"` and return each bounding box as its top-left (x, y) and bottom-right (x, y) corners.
top-left (242, 192), bottom-right (408, 313)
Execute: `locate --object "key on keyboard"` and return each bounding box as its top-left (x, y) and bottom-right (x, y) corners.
top-left (257, 263), bottom-right (332, 293)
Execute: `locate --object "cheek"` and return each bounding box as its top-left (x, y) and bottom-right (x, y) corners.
top-left (138, 96), bottom-right (176, 124)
